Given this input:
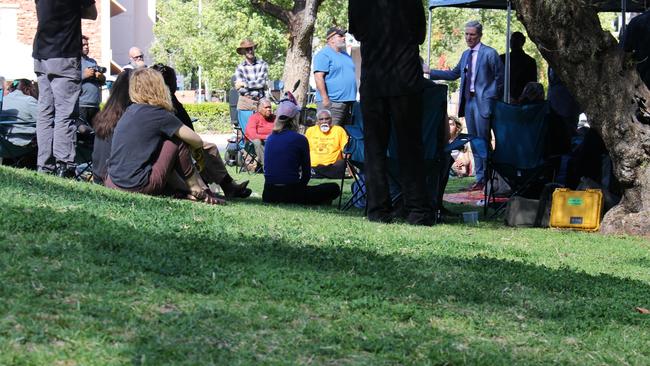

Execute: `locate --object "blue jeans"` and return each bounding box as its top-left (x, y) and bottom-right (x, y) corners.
top-left (465, 97), bottom-right (490, 183)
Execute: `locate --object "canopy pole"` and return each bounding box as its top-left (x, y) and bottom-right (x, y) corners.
top-left (427, 8), bottom-right (433, 68)
top-left (621, 0), bottom-right (627, 34)
top-left (504, 0), bottom-right (512, 103)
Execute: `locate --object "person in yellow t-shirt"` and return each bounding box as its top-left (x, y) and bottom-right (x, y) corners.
top-left (305, 109), bottom-right (348, 178)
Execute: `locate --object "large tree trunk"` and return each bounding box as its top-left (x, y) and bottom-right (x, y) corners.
top-left (281, 0), bottom-right (319, 106)
top-left (514, 1), bottom-right (650, 236)
top-left (250, 0), bottom-right (323, 106)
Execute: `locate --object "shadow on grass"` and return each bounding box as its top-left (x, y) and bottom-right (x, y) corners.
top-left (2, 202), bottom-right (650, 363)
top-left (2, 167), bottom-right (649, 364)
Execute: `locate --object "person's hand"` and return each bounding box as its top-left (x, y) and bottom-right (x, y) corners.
top-left (235, 81), bottom-right (246, 89)
top-left (83, 67), bottom-right (95, 79)
top-left (322, 96), bottom-right (331, 108)
top-left (192, 147), bottom-right (205, 172)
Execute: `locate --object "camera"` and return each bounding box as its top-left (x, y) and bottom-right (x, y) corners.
top-left (90, 65), bottom-right (107, 74)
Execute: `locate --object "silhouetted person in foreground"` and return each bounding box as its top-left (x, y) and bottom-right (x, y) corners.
top-left (349, 0), bottom-right (434, 225)
top-left (500, 31), bottom-right (537, 102)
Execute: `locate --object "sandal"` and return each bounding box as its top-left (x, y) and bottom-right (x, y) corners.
top-left (189, 188), bottom-right (226, 205)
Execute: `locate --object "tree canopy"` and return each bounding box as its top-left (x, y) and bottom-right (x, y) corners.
top-left (152, 0), bottom-right (348, 92)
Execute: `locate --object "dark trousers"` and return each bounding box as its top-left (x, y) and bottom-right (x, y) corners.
top-left (361, 92), bottom-right (433, 223)
top-left (313, 159), bottom-right (346, 179)
top-left (200, 141), bottom-right (230, 185)
top-left (263, 182), bottom-right (340, 205)
top-left (80, 106), bottom-right (99, 126)
top-left (106, 138), bottom-right (193, 195)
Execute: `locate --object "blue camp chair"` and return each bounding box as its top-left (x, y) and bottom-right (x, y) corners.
top-left (235, 110), bottom-right (262, 173)
top-left (485, 100), bottom-right (551, 215)
top-left (338, 102), bottom-right (366, 210)
top-left (387, 83), bottom-right (448, 213)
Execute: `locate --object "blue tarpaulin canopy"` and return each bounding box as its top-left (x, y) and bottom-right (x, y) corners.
top-left (425, 0), bottom-right (649, 101)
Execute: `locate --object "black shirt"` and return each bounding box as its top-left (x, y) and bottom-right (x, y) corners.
top-left (32, 0), bottom-right (96, 59)
top-left (499, 49), bottom-right (537, 101)
top-left (108, 104), bottom-right (183, 189)
top-left (172, 95), bottom-right (194, 130)
top-left (349, 0), bottom-right (426, 97)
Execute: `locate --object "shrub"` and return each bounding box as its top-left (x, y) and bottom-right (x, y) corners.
top-left (183, 102), bottom-right (233, 134)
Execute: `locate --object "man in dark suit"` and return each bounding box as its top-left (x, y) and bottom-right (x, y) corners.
top-left (349, 0), bottom-right (434, 225)
top-left (430, 20), bottom-right (503, 191)
top-left (500, 31), bottom-right (537, 102)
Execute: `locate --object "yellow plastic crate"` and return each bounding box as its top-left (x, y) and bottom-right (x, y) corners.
top-left (549, 188), bottom-right (603, 231)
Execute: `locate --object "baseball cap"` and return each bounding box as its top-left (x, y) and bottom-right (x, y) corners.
top-left (276, 100), bottom-right (301, 120)
top-left (326, 27), bottom-right (346, 40)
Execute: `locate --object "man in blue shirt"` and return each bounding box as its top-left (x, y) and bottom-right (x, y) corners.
top-left (313, 27), bottom-right (357, 125)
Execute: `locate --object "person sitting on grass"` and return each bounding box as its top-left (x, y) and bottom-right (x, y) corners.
top-left (262, 99), bottom-right (341, 205)
top-left (304, 109), bottom-right (348, 179)
top-left (244, 98), bottom-right (275, 169)
top-left (105, 68), bottom-right (221, 204)
top-left (91, 68), bottom-right (132, 184)
top-left (448, 116), bottom-right (472, 177)
top-left (151, 63), bottom-right (251, 199)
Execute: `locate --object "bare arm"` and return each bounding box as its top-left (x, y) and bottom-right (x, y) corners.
top-left (81, 3), bottom-right (97, 20)
top-left (175, 125), bottom-right (203, 149)
top-left (314, 72), bottom-right (330, 106)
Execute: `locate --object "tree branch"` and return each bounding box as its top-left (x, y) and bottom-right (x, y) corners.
top-left (249, 0), bottom-right (291, 25)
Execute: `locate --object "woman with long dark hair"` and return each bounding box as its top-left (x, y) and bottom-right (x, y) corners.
top-left (91, 68), bottom-right (132, 184)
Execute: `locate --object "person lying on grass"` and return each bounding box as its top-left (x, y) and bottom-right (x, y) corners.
top-left (104, 68), bottom-right (221, 204)
top-left (262, 98), bottom-right (341, 205)
top-left (151, 63), bottom-right (252, 199)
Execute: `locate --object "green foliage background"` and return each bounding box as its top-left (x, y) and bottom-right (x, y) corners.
top-left (152, 0), bottom-right (349, 92)
top-left (153, 1), bottom-right (619, 96)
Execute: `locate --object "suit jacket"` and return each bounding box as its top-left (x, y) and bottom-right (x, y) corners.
top-left (430, 44), bottom-right (503, 118)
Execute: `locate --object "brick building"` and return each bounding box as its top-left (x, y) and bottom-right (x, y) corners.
top-left (0, 0), bottom-right (156, 80)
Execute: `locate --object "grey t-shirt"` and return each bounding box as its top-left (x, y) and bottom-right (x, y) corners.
top-left (80, 55), bottom-right (101, 107)
top-left (107, 104), bottom-right (183, 189)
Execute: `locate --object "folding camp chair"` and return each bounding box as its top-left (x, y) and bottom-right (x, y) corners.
top-left (338, 102), bottom-right (366, 210)
top-left (386, 83), bottom-right (448, 214)
top-left (234, 110), bottom-right (263, 173)
top-left (485, 101), bottom-right (553, 216)
top-left (0, 119), bottom-right (37, 167)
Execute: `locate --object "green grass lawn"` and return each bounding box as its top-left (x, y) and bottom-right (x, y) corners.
top-left (1, 166), bottom-right (649, 365)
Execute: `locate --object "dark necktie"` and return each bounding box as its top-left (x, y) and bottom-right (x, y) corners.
top-left (464, 50), bottom-right (474, 101)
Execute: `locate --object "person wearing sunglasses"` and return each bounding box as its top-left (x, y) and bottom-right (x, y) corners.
top-left (122, 46), bottom-right (147, 70)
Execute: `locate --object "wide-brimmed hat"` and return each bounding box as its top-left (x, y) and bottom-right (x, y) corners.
top-left (325, 27), bottom-right (347, 40)
top-left (236, 39), bottom-right (257, 55)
